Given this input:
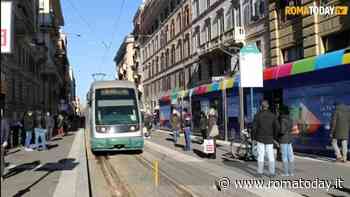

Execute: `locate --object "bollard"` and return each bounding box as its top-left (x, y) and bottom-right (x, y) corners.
top-left (153, 160), bottom-right (159, 187)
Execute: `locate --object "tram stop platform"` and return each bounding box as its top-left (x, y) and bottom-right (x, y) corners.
top-left (1, 129), bottom-right (89, 197)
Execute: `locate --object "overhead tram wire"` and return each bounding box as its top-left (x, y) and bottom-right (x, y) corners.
top-left (99, 0), bottom-right (126, 66)
top-left (66, 0), bottom-right (96, 35)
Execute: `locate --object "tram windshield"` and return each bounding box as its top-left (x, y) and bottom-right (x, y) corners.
top-left (95, 88), bottom-right (139, 125)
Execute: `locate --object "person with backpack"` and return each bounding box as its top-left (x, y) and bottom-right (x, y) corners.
top-left (278, 106), bottom-right (295, 176)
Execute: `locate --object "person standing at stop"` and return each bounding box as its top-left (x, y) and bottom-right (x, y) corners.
top-left (252, 100), bottom-right (280, 177)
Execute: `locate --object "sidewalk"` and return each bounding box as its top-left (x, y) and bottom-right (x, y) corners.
top-left (150, 129), bottom-right (350, 197)
top-left (155, 129), bottom-right (350, 165)
top-left (1, 129), bottom-right (89, 197)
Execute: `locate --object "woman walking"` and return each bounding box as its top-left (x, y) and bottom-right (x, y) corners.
top-left (208, 108), bottom-right (219, 159)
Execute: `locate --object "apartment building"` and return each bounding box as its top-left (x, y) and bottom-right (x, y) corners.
top-left (1, 0), bottom-right (70, 124)
top-left (114, 34), bottom-right (137, 82)
top-left (136, 0), bottom-right (269, 111)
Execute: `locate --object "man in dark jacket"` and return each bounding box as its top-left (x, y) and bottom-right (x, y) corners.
top-left (1, 109), bottom-right (10, 181)
top-left (252, 100), bottom-right (280, 177)
top-left (331, 103), bottom-right (350, 163)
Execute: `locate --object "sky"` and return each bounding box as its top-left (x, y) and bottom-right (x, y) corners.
top-left (61, 0), bottom-right (142, 105)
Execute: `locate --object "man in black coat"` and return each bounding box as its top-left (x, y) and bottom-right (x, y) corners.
top-left (252, 100), bottom-right (280, 177)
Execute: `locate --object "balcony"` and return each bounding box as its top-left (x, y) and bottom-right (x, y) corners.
top-left (39, 13), bottom-right (55, 31)
top-left (15, 2), bottom-right (36, 35)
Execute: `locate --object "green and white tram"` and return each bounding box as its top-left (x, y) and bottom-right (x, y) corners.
top-left (87, 80), bottom-right (144, 153)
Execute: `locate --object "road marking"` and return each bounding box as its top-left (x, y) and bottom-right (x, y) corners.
top-left (144, 140), bottom-right (202, 162)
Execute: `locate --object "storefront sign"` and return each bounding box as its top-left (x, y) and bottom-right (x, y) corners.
top-left (239, 43), bottom-right (263, 87)
top-left (1, 2), bottom-right (13, 53)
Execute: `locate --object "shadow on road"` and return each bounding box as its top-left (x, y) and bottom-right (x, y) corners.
top-left (11, 158), bottom-right (79, 197)
top-left (4, 161), bottom-right (41, 179)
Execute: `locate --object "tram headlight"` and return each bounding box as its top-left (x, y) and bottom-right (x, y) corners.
top-left (96, 126), bottom-right (108, 133)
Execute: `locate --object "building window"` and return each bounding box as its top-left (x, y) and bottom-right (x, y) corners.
top-left (171, 45), bottom-right (175, 66)
top-left (205, 19), bottom-right (211, 43)
top-left (193, 0), bottom-right (200, 18)
top-left (166, 49), bottom-right (170, 68)
top-left (243, 3), bottom-right (251, 26)
top-left (184, 5), bottom-right (190, 27)
top-left (176, 40), bottom-right (182, 63)
top-left (282, 45), bottom-right (303, 63)
top-left (156, 56), bottom-right (159, 74)
top-left (165, 25), bottom-right (169, 43)
top-left (176, 13), bottom-right (181, 35)
top-left (217, 10), bottom-right (224, 36)
top-left (171, 20), bottom-right (175, 39)
top-left (207, 0), bottom-right (210, 9)
top-left (322, 30), bottom-right (350, 53)
top-left (225, 5), bottom-right (234, 31)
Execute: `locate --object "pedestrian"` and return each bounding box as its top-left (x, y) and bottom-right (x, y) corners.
top-left (183, 109), bottom-right (192, 151)
top-left (1, 109), bottom-right (10, 182)
top-left (144, 110), bottom-right (153, 138)
top-left (57, 113), bottom-right (65, 137)
top-left (330, 102), bottom-right (350, 163)
top-left (199, 111), bottom-right (208, 144)
top-left (208, 108), bottom-right (219, 159)
top-left (252, 100), bottom-right (280, 177)
top-left (278, 106), bottom-right (295, 176)
top-left (45, 112), bottom-right (54, 141)
top-left (34, 110), bottom-right (47, 150)
top-left (170, 110), bottom-right (180, 145)
top-left (23, 109), bottom-right (35, 151)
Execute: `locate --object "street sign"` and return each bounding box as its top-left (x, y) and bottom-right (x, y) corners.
top-left (1, 2), bottom-right (13, 53)
top-left (239, 43), bottom-right (263, 87)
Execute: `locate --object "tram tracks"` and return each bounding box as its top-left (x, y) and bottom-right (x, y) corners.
top-left (93, 152), bottom-right (198, 197)
top-left (95, 155), bottom-right (135, 197)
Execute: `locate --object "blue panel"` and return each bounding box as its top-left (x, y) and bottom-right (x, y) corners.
top-left (315, 49), bottom-right (344, 70)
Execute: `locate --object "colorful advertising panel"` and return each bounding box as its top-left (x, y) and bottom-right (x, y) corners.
top-left (284, 80), bottom-right (350, 156)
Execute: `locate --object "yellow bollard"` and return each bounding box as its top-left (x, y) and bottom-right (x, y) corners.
top-left (153, 160), bottom-right (159, 187)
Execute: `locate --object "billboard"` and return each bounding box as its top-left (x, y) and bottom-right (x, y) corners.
top-left (239, 43), bottom-right (263, 88)
top-left (1, 2), bottom-right (13, 53)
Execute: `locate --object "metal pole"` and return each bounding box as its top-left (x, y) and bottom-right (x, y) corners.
top-left (250, 87), bottom-right (254, 120)
top-left (223, 88), bottom-right (228, 141)
top-left (239, 86), bottom-right (244, 132)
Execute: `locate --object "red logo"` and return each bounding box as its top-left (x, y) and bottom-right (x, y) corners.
top-left (1, 29), bottom-right (7, 47)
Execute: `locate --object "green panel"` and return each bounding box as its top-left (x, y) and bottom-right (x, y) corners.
top-left (91, 136), bottom-right (144, 151)
top-left (291, 57), bottom-right (316, 75)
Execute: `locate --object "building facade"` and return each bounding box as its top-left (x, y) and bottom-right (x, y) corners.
top-left (135, 0), bottom-right (270, 112)
top-left (269, 0), bottom-right (350, 66)
top-left (115, 34), bottom-right (136, 81)
top-left (1, 0), bottom-right (71, 129)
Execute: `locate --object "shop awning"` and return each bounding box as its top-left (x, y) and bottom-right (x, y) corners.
top-left (160, 48), bottom-right (349, 102)
top-left (263, 48), bottom-right (349, 80)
